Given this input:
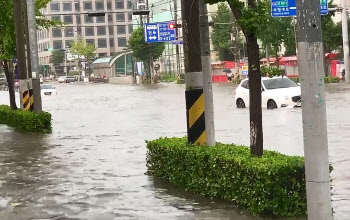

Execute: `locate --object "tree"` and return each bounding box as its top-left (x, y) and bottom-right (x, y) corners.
top-left (211, 3), bottom-right (235, 61)
top-left (257, 1), bottom-right (293, 66)
top-left (128, 27), bottom-right (165, 78)
top-left (0, 0), bottom-right (57, 110)
top-left (51, 50), bottom-right (65, 66)
top-left (70, 40), bottom-right (96, 75)
top-left (205, 0), bottom-right (269, 156)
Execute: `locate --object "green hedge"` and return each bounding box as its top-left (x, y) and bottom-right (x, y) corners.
top-left (0, 105), bottom-right (52, 133)
top-left (146, 137), bottom-right (307, 217)
top-left (289, 76), bottom-right (340, 84)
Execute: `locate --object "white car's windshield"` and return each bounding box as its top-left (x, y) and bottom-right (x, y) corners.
top-left (41, 85), bottom-right (53, 90)
top-left (263, 78), bottom-right (298, 90)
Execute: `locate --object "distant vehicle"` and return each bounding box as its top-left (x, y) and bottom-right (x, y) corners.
top-left (235, 77), bottom-right (301, 109)
top-left (41, 84), bottom-right (57, 96)
top-left (58, 75), bottom-right (76, 83)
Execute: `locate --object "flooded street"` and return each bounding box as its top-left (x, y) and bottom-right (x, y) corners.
top-left (0, 82), bottom-right (349, 220)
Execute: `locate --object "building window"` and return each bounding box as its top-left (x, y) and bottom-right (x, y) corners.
top-left (85, 15), bottom-right (94, 23)
top-left (63, 15), bottom-right (73, 24)
top-left (115, 0), bottom-right (124, 9)
top-left (98, 39), bottom-right (107, 48)
top-left (77, 27), bottom-right (82, 35)
top-left (65, 28), bottom-right (74, 37)
top-left (109, 26), bottom-right (114, 35)
top-left (127, 1), bottom-right (132, 9)
top-left (53, 40), bottom-right (62, 49)
top-left (63, 2), bottom-right (72, 11)
top-left (98, 53), bottom-right (107, 57)
top-left (51, 15), bottom-right (61, 22)
top-left (85, 27), bottom-right (95, 36)
top-left (75, 2), bottom-right (80, 11)
top-left (97, 27), bottom-right (106, 36)
top-left (52, 28), bottom-right (62, 38)
top-left (86, 39), bottom-right (95, 47)
top-left (96, 16), bottom-right (105, 23)
top-left (128, 25), bottom-right (133, 34)
top-left (107, 1), bottom-right (112, 10)
top-left (50, 2), bottom-right (60, 12)
top-left (95, 1), bottom-right (104, 10)
top-left (108, 14), bottom-right (113, 23)
top-left (128, 13), bottom-right (132, 21)
top-left (65, 40), bottom-right (73, 48)
top-left (118, 37), bottom-right (127, 47)
top-left (76, 15), bottom-right (81, 24)
top-left (116, 12), bottom-right (125, 21)
top-left (83, 1), bottom-right (92, 10)
top-left (109, 38), bottom-right (114, 47)
top-left (117, 25), bottom-right (126, 34)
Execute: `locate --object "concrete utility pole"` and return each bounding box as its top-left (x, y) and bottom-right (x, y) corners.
top-left (181, 0), bottom-right (207, 145)
top-left (174, 0), bottom-right (181, 75)
top-left (13, 0), bottom-right (28, 109)
top-left (26, 0), bottom-right (43, 113)
top-left (266, 44), bottom-right (270, 66)
top-left (296, 0), bottom-right (333, 219)
top-left (198, 0), bottom-right (215, 146)
top-left (341, 0), bottom-right (350, 82)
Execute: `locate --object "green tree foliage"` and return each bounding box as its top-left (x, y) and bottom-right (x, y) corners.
top-left (51, 50), bottom-right (65, 66)
top-left (70, 40), bottom-right (96, 75)
top-left (321, 1), bottom-right (342, 53)
top-left (128, 27), bottom-right (165, 62)
top-left (211, 3), bottom-right (235, 61)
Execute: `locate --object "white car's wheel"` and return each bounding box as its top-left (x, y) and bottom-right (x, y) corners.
top-left (267, 99), bottom-right (278, 109)
top-left (236, 98), bottom-right (246, 108)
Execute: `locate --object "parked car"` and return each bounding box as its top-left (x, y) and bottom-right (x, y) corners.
top-left (41, 84), bottom-right (57, 96)
top-left (235, 77), bottom-right (301, 109)
top-left (58, 75), bottom-right (76, 83)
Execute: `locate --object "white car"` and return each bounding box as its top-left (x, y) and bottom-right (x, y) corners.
top-left (235, 77), bottom-right (301, 109)
top-left (41, 84), bottom-right (57, 96)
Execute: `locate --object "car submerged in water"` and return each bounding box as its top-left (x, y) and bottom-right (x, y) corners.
top-left (41, 84), bottom-right (57, 96)
top-left (235, 77), bottom-right (301, 109)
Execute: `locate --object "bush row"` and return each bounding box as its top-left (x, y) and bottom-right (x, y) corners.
top-left (289, 76), bottom-right (340, 84)
top-left (146, 137), bottom-right (307, 217)
top-left (0, 105), bottom-right (52, 133)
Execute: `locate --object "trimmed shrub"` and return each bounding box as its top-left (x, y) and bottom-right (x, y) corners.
top-left (324, 76), bottom-right (340, 83)
top-left (289, 76), bottom-right (340, 84)
top-left (176, 79), bottom-right (185, 84)
top-left (232, 78), bottom-right (242, 84)
top-left (146, 137), bottom-right (307, 217)
top-left (0, 105), bottom-right (52, 133)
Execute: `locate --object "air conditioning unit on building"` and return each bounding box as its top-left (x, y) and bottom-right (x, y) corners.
top-left (137, 2), bottom-right (146, 10)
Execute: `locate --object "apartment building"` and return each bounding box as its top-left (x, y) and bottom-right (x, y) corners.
top-left (37, 0), bottom-right (134, 70)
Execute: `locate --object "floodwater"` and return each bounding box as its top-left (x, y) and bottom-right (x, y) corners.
top-left (0, 82), bottom-right (349, 220)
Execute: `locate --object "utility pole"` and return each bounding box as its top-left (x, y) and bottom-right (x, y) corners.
top-left (198, 0), bottom-right (215, 146)
top-left (13, 0), bottom-right (28, 110)
top-left (146, 0), bottom-right (154, 83)
top-left (174, 0), bottom-right (181, 76)
top-left (26, 0), bottom-right (43, 113)
top-left (266, 44), bottom-right (270, 66)
top-left (181, 0), bottom-right (206, 145)
top-left (341, 0), bottom-right (349, 82)
top-left (296, 0), bottom-right (333, 219)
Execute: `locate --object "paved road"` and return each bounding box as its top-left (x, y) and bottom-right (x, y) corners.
top-left (0, 82), bottom-right (349, 219)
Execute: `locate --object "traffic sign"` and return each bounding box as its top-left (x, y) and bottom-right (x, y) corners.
top-left (271, 0), bottom-right (328, 17)
top-left (171, 40), bottom-right (183, 45)
top-left (144, 23), bottom-right (176, 43)
top-left (242, 66), bottom-right (249, 76)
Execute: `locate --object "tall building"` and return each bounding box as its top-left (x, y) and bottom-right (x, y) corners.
top-left (37, 0), bottom-right (134, 73)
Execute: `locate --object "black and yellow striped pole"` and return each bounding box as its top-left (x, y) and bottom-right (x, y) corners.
top-left (28, 79), bottom-right (34, 111)
top-left (186, 88), bottom-right (206, 145)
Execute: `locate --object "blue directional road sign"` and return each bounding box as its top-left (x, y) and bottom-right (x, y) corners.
top-left (271, 0), bottom-right (328, 17)
top-left (271, 0), bottom-right (296, 17)
top-left (144, 23), bottom-right (176, 43)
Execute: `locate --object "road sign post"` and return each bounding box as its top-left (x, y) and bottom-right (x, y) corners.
top-left (144, 23), bottom-right (177, 43)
